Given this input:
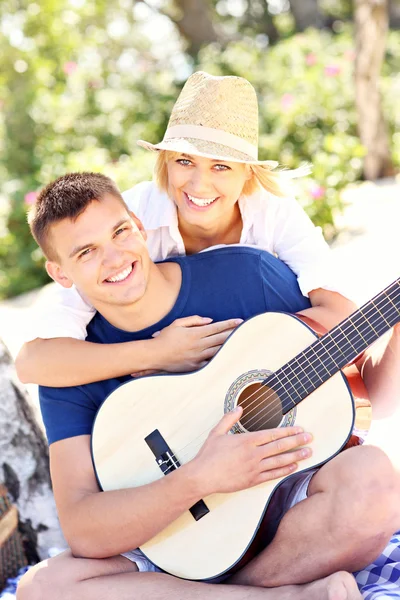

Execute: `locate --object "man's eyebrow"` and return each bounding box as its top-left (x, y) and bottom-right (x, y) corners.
top-left (68, 218), bottom-right (131, 258)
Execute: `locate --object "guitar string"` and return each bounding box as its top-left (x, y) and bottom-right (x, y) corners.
top-left (157, 288), bottom-right (400, 475)
top-left (242, 296), bottom-right (400, 431)
top-left (233, 287), bottom-right (400, 429)
top-left (159, 290), bottom-right (400, 474)
top-left (150, 287), bottom-right (400, 476)
top-left (239, 286), bottom-right (400, 427)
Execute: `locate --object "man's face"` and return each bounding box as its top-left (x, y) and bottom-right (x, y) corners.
top-left (46, 194), bottom-right (151, 311)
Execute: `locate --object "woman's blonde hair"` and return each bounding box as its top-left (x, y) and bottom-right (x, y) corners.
top-left (154, 151), bottom-right (303, 198)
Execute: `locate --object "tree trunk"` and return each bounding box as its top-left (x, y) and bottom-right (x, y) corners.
top-left (288, 0), bottom-right (325, 30)
top-left (173, 0), bottom-right (220, 56)
top-left (0, 340), bottom-right (65, 562)
top-left (389, 0), bottom-right (400, 27)
top-left (354, 0), bottom-right (393, 179)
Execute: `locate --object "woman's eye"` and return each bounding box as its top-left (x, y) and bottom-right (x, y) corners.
top-left (214, 164), bottom-right (230, 171)
top-left (115, 227), bottom-right (127, 235)
top-left (176, 159), bottom-right (192, 166)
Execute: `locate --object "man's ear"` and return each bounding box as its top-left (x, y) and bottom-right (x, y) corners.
top-left (45, 261), bottom-right (73, 288)
top-left (129, 211), bottom-right (147, 241)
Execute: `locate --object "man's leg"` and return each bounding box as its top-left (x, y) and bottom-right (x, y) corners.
top-left (230, 444), bottom-right (400, 587)
top-left (16, 549), bottom-right (362, 600)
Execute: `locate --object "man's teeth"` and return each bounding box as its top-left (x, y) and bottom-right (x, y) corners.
top-left (187, 194), bottom-right (217, 207)
top-left (106, 265), bottom-right (133, 283)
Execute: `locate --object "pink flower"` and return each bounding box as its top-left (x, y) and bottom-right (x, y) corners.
top-left (324, 64), bottom-right (341, 77)
top-left (280, 93), bottom-right (294, 111)
top-left (63, 61), bottom-right (78, 75)
top-left (24, 191), bottom-right (38, 205)
top-left (305, 53), bottom-right (317, 66)
top-left (310, 184), bottom-right (325, 200)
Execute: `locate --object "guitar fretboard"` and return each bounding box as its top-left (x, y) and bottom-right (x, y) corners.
top-left (263, 278), bottom-right (400, 414)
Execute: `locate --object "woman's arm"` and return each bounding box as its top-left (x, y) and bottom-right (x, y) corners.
top-left (297, 289), bottom-right (400, 418)
top-left (15, 316), bottom-right (242, 386)
top-left (297, 288), bottom-right (357, 330)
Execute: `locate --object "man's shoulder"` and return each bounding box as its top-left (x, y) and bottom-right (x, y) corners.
top-left (176, 245), bottom-right (282, 268)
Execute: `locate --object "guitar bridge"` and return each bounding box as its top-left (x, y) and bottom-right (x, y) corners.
top-left (145, 429), bottom-right (209, 521)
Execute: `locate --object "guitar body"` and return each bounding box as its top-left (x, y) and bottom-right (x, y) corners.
top-left (91, 311), bottom-right (369, 581)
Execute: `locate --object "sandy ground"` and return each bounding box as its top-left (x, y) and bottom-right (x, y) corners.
top-left (1, 178), bottom-right (399, 459)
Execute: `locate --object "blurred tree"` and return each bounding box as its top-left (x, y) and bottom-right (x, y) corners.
top-left (389, 0), bottom-right (400, 27)
top-left (288, 0), bottom-right (326, 30)
top-left (0, 0), bottom-right (179, 298)
top-left (0, 0), bottom-right (399, 298)
top-left (354, 0), bottom-right (393, 178)
top-left (137, 0), bottom-right (219, 55)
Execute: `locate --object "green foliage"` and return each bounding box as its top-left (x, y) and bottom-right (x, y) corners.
top-left (198, 27), bottom-right (399, 237)
top-left (0, 2), bottom-right (399, 298)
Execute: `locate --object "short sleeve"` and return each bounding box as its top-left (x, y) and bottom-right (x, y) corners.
top-left (265, 196), bottom-right (352, 300)
top-left (39, 384), bottom-right (97, 445)
top-left (23, 284), bottom-right (96, 343)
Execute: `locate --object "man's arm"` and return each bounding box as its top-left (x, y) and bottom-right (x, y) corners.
top-left (16, 317), bottom-right (241, 386)
top-left (50, 412), bottom-right (312, 559)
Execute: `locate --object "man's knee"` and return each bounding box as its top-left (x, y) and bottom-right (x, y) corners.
top-left (17, 560), bottom-right (53, 600)
top-left (311, 445), bottom-right (399, 535)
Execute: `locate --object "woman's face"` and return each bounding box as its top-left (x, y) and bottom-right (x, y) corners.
top-left (166, 153), bottom-right (252, 230)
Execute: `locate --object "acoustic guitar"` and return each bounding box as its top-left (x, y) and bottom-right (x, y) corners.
top-left (91, 278), bottom-right (399, 581)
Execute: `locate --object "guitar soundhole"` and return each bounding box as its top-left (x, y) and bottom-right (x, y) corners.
top-left (238, 383), bottom-right (283, 432)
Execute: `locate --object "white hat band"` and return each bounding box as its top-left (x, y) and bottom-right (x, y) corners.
top-left (163, 125), bottom-right (258, 160)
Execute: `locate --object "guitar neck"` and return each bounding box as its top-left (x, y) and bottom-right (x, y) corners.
top-left (273, 278), bottom-right (400, 413)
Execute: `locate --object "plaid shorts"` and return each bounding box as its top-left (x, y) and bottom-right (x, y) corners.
top-left (354, 530), bottom-right (400, 599)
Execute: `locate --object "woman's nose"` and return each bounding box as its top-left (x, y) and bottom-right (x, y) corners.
top-left (189, 167), bottom-right (212, 193)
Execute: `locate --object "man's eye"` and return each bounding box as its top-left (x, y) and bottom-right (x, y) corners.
top-left (79, 248), bottom-right (93, 258)
top-left (115, 226), bottom-right (130, 237)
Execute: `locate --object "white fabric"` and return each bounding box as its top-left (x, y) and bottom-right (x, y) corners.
top-left (121, 548), bottom-right (161, 573)
top-left (23, 181), bottom-right (349, 343)
top-left (164, 125), bottom-right (259, 158)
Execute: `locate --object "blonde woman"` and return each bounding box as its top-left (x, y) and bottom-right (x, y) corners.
top-left (16, 71), bottom-right (362, 386)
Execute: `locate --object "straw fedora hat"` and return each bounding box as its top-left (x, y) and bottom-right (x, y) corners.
top-left (137, 71), bottom-right (278, 167)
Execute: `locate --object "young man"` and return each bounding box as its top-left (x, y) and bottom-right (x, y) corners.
top-left (18, 172), bottom-right (399, 600)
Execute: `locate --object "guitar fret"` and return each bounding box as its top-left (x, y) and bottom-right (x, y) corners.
top-left (280, 359), bottom-right (310, 396)
top-left (277, 279), bottom-right (400, 411)
top-left (268, 280), bottom-right (400, 416)
top-left (272, 369), bottom-right (301, 405)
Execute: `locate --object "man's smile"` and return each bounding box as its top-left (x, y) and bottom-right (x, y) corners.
top-left (103, 262), bottom-right (136, 284)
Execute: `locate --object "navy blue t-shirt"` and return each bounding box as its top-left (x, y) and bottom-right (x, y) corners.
top-left (40, 247), bottom-right (311, 444)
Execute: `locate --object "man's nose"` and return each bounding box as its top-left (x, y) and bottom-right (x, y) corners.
top-left (103, 244), bottom-right (125, 266)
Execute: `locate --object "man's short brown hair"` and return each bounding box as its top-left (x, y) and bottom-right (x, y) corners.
top-left (28, 172), bottom-right (127, 261)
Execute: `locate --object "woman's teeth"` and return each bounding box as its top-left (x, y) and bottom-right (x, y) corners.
top-left (106, 265), bottom-right (133, 283)
top-left (187, 194), bottom-right (217, 207)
